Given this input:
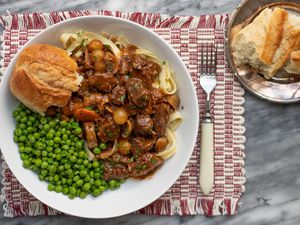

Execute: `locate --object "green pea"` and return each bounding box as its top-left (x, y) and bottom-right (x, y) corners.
top-left (40, 118), bottom-right (47, 124)
top-left (74, 127), bottom-right (82, 135)
top-left (99, 186), bottom-right (106, 192)
top-left (62, 187), bottom-right (69, 195)
top-left (73, 175), bottom-right (80, 182)
top-left (68, 194), bottom-right (75, 199)
top-left (23, 159), bottom-right (31, 168)
top-left (14, 128), bottom-right (22, 136)
top-left (39, 175), bottom-right (44, 181)
top-left (94, 172), bottom-right (101, 179)
top-left (43, 124), bottom-right (50, 131)
top-left (56, 154), bottom-right (62, 161)
top-left (94, 179), bottom-right (102, 187)
top-left (70, 186), bottom-right (77, 195)
top-left (80, 192), bottom-right (88, 199)
top-left (41, 170), bottom-right (48, 176)
top-left (76, 179), bottom-right (84, 187)
top-left (48, 184), bottom-right (55, 191)
top-left (46, 133), bottom-right (54, 139)
top-left (20, 117), bottom-right (28, 124)
top-left (93, 147), bottom-right (101, 154)
top-left (61, 178), bottom-right (67, 185)
top-left (92, 161), bottom-right (100, 168)
top-left (79, 170), bottom-right (87, 177)
top-left (109, 180), bottom-right (117, 188)
top-left (54, 137), bottom-right (61, 143)
top-left (34, 133), bottom-right (40, 139)
top-left (75, 142), bottom-right (83, 150)
top-left (24, 147), bottom-right (32, 153)
top-left (70, 156), bottom-right (76, 163)
top-left (55, 185), bottom-right (63, 193)
top-left (54, 174), bottom-right (60, 182)
top-left (83, 183), bottom-right (91, 191)
top-left (20, 153), bottom-right (29, 160)
top-left (92, 188), bottom-right (101, 197)
top-left (19, 136), bottom-right (26, 142)
top-left (99, 143), bottom-right (107, 150)
top-left (19, 146), bottom-right (25, 153)
top-left (41, 161), bottom-right (49, 169)
top-left (13, 135), bottom-right (19, 142)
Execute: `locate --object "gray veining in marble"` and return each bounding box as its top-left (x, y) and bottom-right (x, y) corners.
top-left (1, 0), bottom-right (300, 225)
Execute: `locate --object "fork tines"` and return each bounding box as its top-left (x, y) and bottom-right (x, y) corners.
top-left (200, 41), bottom-right (218, 75)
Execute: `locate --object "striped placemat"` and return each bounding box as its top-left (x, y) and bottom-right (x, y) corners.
top-left (0, 10), bottom-right (246, 217)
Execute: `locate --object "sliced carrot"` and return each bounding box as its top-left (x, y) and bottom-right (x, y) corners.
top-left (74, 108), bottom-right (100, 122)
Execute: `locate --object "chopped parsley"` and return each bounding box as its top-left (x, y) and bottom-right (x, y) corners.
top-left (76, 30), bottom-right (84, 36)
top-left (162, 61), bottom-right (166, 65)
top-left (119, 95), bottom-right (126, 103)
top-left (85, 106), bottom-right (93, 110)
top-left (150, 158), bottom-right (158, 165)
top-left (103, 44), bottom-right (111, 51)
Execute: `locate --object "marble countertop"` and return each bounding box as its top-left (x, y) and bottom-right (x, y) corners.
top-left (1, 0), bottom-right (300, 225)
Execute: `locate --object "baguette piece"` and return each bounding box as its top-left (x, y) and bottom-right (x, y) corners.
top-left (10, 44), bottom-right (82, 115)
top-left (231, 7), bottom-right (300, 79)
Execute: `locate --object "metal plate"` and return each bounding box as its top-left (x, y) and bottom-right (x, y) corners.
top-left (225, 0), bottom-right (300, 103)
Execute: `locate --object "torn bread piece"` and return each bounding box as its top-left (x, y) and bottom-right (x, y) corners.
top-left (231, 7), bottom-right (300, 79)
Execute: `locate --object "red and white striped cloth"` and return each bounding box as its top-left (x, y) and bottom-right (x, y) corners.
top-left (0, 11), bottom-right (246, 217)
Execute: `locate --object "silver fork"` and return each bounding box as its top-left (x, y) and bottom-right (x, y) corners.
top-left (199, 42), bottom-right (217, 195)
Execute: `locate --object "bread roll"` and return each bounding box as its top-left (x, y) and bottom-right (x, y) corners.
top-left (10, 44), bottom-right (82, 115)
top-left (231, 7), bottom-right (300, 79)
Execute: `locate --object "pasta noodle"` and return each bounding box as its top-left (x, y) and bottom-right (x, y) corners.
top-left (156, 128), bottom-right (177, 160)
top-left (167, 111), bottom-right (183, 131)
top-left (60, 31), bottom-right (121, 58)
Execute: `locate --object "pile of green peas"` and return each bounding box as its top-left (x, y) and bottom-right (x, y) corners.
top-left (12, 104), bottom-right (124, 199)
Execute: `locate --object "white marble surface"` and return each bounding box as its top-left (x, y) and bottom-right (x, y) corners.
top-left (1, 0), bottom-right (300, 225)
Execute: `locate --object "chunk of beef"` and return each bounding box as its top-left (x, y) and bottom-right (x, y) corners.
top-left (109, 85), bottom-right (127, 105)
top-left (132, 54), bottom-right (161, 85)
top-left (128, 153), bottom-right (163, 177)
top-left (119, 54), bottom-right (133, 75)
top-left (83, 93), bottom-right (108, 106)
top-left (77, 79), bottom-right (90, 97)
top-left (126, 78), bottom-right (150, 108)
top-left (130, 137), bottom-right (156, 156)
top-left (62, 96), bottom-right (84, 116)
top-left (110, 152), bottom-right (132, 164)
top-left (151, 88), bottom-right (166, 106)
top-left (97, 118), bottom-right (121, 143)
top-left (104, 52), bottom-right (118, 74)
top-left (88, 72), bottom-right (117, 92)
top-left (134, 114), bottom-right (153, 136)
top-left (103, 161), bottom-right (129, 180)
top-left (153, 103), bottom-right (170, 136)
top-left (83, 122), bottom-right (98, 149)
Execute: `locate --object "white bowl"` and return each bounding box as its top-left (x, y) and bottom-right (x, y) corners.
top-left (0, 16), bottom-right (199, 218)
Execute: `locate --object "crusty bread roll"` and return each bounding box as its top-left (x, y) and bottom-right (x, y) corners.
top-left (10, 44), bottom-right (82, 115)
top-left (231, 7), bottom-right (300, 79)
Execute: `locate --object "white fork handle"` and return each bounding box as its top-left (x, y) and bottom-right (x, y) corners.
top-left (199, 122), bottom-right (214, 195)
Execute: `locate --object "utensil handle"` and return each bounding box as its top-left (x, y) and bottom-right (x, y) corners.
top-left (199, 122), bottom-right (214, 195)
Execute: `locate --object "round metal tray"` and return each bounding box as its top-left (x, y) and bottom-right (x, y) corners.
top-left (225, 0), bottom-right (300, 103)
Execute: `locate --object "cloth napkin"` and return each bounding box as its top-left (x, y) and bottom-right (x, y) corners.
top-left (0, 10), bottom-right (246, 217)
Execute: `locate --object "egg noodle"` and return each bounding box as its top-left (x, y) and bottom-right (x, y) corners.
top-left (60, 30), bottom-right (182, 159)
